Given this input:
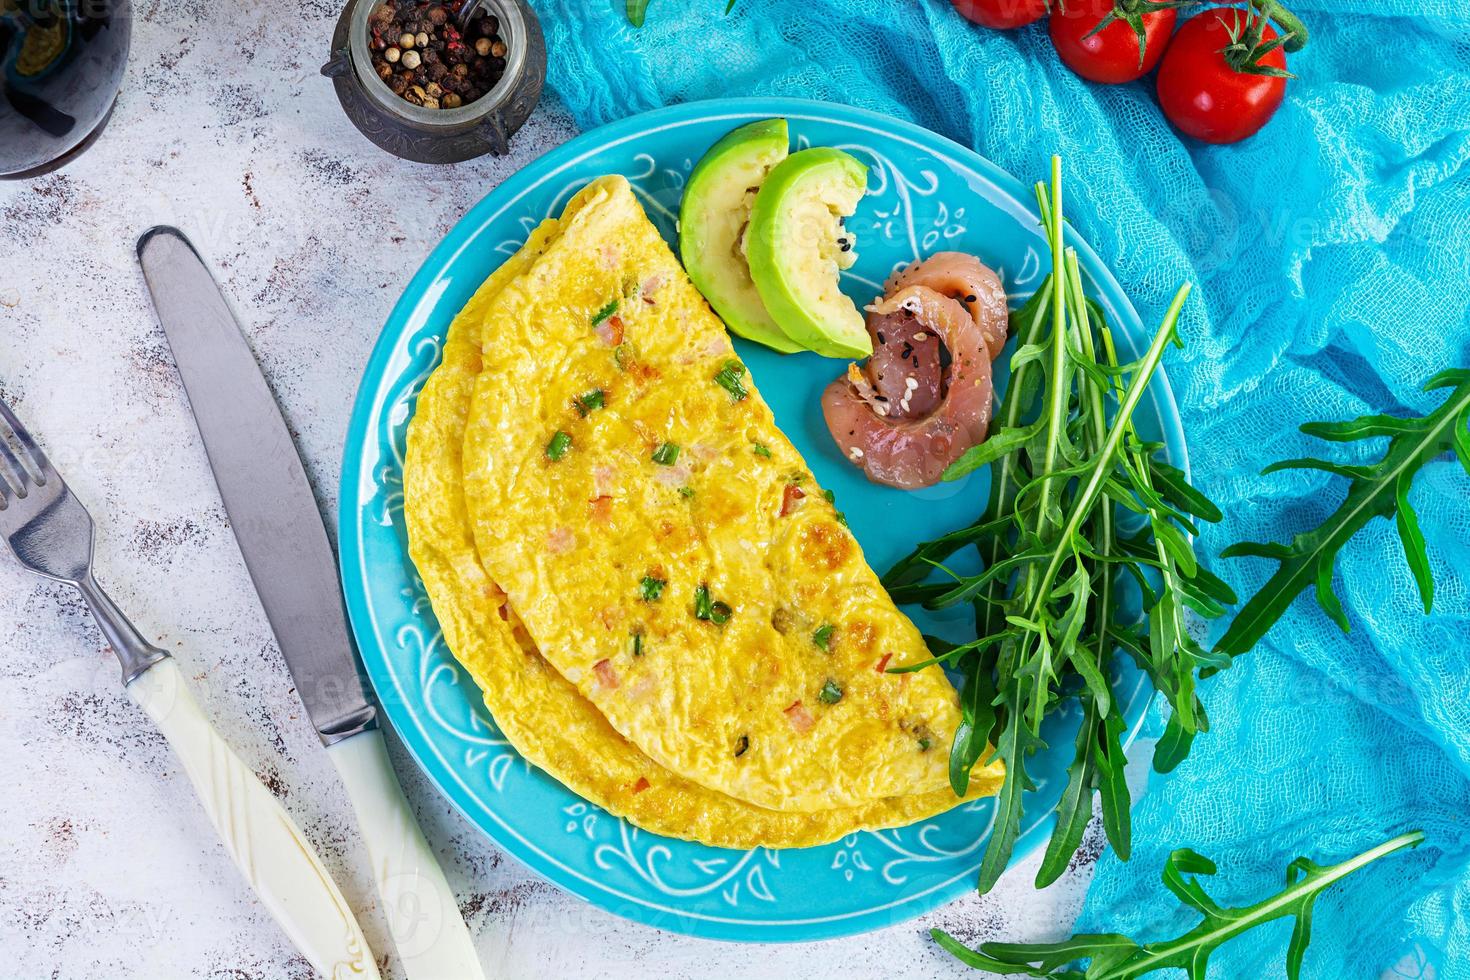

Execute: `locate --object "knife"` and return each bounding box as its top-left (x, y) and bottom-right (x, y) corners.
top-left (137, 226), bottom-right (485, 980)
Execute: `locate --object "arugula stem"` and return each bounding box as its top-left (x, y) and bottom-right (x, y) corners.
top-left (1035, 155), bottom-right (1071, 536)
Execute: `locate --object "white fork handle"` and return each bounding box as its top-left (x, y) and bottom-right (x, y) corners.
top-left (128, 657), bottom-right (381, 980)
top-left (328, 730), bottom-right (486, 980)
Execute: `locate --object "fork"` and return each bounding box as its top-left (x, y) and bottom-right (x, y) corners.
top-left (0, 396), bottom-right (381, 980)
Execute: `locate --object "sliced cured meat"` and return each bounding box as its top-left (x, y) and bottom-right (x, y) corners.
top-left (822, 285), bottom-right (996, 489)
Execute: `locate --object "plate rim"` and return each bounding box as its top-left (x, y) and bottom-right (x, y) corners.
top-left (337, 96), bottom-right (1184, 942)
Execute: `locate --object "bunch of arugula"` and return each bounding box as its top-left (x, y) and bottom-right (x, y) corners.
top-left (935, 830), bottom-right (1424, 978)
top-left (885, 156), bottom-right (1237, 893)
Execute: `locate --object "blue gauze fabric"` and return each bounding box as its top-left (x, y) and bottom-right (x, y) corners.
top-left (528, 1), bottom-right (1470, 975)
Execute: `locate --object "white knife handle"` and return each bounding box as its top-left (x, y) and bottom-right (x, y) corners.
top-left (328, 729), bottom-right (485, 980)
top-left (127, 657), bottom-right (381, 980)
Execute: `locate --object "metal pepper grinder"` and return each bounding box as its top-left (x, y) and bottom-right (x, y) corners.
top-left (0, 0), bottom-right (131, 180)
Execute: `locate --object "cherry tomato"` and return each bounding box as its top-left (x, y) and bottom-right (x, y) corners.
top-left (951, 0), bottom-right (1050, 30)
top-left (1157, 8), bottom-right (1288, 143)
top-left (1048, 0), bottom-right (1177, 84)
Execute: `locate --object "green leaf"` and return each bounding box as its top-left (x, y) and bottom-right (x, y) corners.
top-left (1095, 704), bottom-right (1132, 859)
top-left (1262, 457), bottom-right (1378, 481)
top-left (1153, 709), bottom-right (1196, 773)
top-left (1301, 413), bottom-right (1421, 441)
top-left (977, 689), bottom-right (1041, 894)
top-left (932, 929), bottom-right (1046, 974)
top-left (1150, 459), bottom-right (1223, 522)
top-left (883, 514), bottom-right (1009, 588)
top-left (1314, 555), bottom-right (1350, 633)
top-left (1394, 470), bottom-right (1434, 613)
top-left (1453, 406), bottom-right (1470, 476)
top-left (1424, 368), bottom-right (1470, 390)
top-left (944, 421), bottom-right (1045, 480)
top-left (1035, 701), bottom-right (1098, 888)
top-left (626, 0), bottom-right (650, 26)
top-left (940, 831), bottom-right (1426, 978)
top-left (1161, 848), bottom-right (1223, 916)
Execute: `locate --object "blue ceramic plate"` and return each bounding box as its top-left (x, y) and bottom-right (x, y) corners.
top-left (339, 98), bottom-right (1185, 943)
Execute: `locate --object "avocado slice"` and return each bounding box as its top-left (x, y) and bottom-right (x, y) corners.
top-left (679, 119), bottom-right (801, 354)
top-left (746, 147), bottom-right (870, 359)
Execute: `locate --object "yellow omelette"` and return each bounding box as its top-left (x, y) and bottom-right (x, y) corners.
top-left (404, 182), bottom-right (1001, 847)
top-left (457, 176), bottom-right (998, 814)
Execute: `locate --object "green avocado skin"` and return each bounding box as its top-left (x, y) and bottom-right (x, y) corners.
top-left (746, 147), bottom-right (872, 360)
top-left (679, 118), bottom-right (802, 354)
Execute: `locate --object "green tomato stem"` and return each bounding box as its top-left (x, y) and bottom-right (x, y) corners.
top-left (1249, 0), bottom-right (1309, 52)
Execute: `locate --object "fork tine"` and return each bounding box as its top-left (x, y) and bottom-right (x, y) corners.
top-left (0, 434), bottom-right (23, 502)
top-left (0, 396), bottom-right (52, 480)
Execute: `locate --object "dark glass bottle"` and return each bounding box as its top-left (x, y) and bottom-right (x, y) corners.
top-left (0, 0), bottom-right (130, 179)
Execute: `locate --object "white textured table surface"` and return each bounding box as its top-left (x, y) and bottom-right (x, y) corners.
top-left (0, 3), bottom-right (1102, 977)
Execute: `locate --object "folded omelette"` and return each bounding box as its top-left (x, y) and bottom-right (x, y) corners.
top-left (432, 175), bottom-right (1001, 825)
top-left (405, 185), bottom-right (999, 848)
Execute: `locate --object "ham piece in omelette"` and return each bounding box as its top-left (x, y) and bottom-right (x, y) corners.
top-left (459, 176), bottom-right (999, 813)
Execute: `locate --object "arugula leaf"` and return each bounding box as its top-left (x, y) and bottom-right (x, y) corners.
top-left (1215, 370), bottom-right (1470, 656)
top-left (936, 830), bottom-right (1424, 978)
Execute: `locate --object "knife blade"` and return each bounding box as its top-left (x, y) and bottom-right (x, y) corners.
top-left (138, 226), bottom-right (485, 980)
top-left (136, 227), bottom-right (374, 744)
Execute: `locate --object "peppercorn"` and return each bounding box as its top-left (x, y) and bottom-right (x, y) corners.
top-left (428, 61), bottom-right (447, 81)
top-left (473, 37), bottom-right (491, 57)
top-left (490, 40), bottom-right (507, 58)
top-left (388, 73), bottom-right (409, 94)
top-left (424, 81), bottom-right (443, 98)
top-left (399, 31), bottom-right (414, 49)
top-left (427, 4), bottom-right (447, 25)
top-left (452, 62), bottom-right (468, 77)
top-left (415, 31), bottom-right (429, 48)
top-left (399, 49), bottom-right (421, 70)
top-left (376, 61), bottom-right (393, 79)
top-left (384, 45), bottom-right (400, 62)
top-left (442, 92), bottom-right (462, 109)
